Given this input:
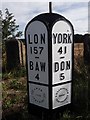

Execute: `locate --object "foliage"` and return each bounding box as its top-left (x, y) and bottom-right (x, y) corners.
top-left (2, 67), bottom-right (27, 112)
top-left (72, 57), bottom-right (89, 120)
top-left (2, 67), bottom-right (26, 80)
top-left (0, 10), bottom-right (2, 41)
top-left (2, 8), bottom-right (22, 40)
top-left (1, 8), bottom-right (23, 72)
top-left (2, 57), bottom-right (90, 119)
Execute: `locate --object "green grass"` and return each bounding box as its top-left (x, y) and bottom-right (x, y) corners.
top-left (2, 59), bottom-right (90, 120)
top-left (2, 67), bottom-right (26, 79)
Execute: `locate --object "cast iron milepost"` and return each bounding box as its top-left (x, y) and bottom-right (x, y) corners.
top-left (25, 2), bottom-right (74, 120)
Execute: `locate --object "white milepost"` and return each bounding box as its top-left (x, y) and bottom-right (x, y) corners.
top-left (26, 21), bottom-right (49, 84)
top-left (52, 20), bottom-right (73, 85)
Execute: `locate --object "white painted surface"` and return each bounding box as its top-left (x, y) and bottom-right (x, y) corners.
top-left (52, 20), bottom-right (73, 84)
top-left (29, 83), bottom-right (49, 109)
top-left (26, 21), bottom-right (49, 84)
top-left (52, 83), bottom-right (71, 109)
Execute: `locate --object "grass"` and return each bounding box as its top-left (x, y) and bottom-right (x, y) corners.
top-left (2, 67), bottom-right (28, 120)
top-left (2, 58), bottom-right (90, 120)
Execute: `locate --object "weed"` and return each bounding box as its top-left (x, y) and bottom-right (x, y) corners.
top-left (2, 55), bottom-right (90, 120)
top-left (2, 67), bottom-right (26, 81)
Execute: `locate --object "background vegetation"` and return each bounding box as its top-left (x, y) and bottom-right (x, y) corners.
top-left (2, 56), bottom-right (90, 120)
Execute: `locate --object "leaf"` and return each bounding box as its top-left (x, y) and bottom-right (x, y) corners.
top-left (2, 8), bottom-right (22, 40)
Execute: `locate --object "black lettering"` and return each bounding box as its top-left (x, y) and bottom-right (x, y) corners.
top-left (35, 62), bottom-right (39, 71)
top-left (30, 61), bottom-right (33, 70)
top-left (54, 62), bottom-right (59, 72)
top-left (60, 73), bottom-right (65, 80)
top-left (40, 62), bottom-right (46, 72)
top-left (63, 33), bottom-right (67, 43)
top-left (39, 47), bottom-right (44, 54)
top-left (58, 47), bottom-right (63, 54)
top-left (61, 61), bottom-right (65, 71)
top-left (66, 60), bottom-right (70, 70)
top-left (64, 46), bottom-right (67, 54)
top-left (34, 47), bottom-right (38, 54)
top-left (41, 33), bottom-right (45, 44)
top-left (53, 33), bottom-right (58, 44)
top-left (58, 33), bottom-right (62, 43)
top-left (28, 34), bottom-right (32, 44)
top-left (68, 34), bottom-right (72, 43)
top-left (35, 74), bottom-right (40, 80)
top-left (53, 33), bottom-right (72, 44)
top-left (30, 47), bottom-right (32, 54)
top-left (34, 34), bottom-right (38, 44)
